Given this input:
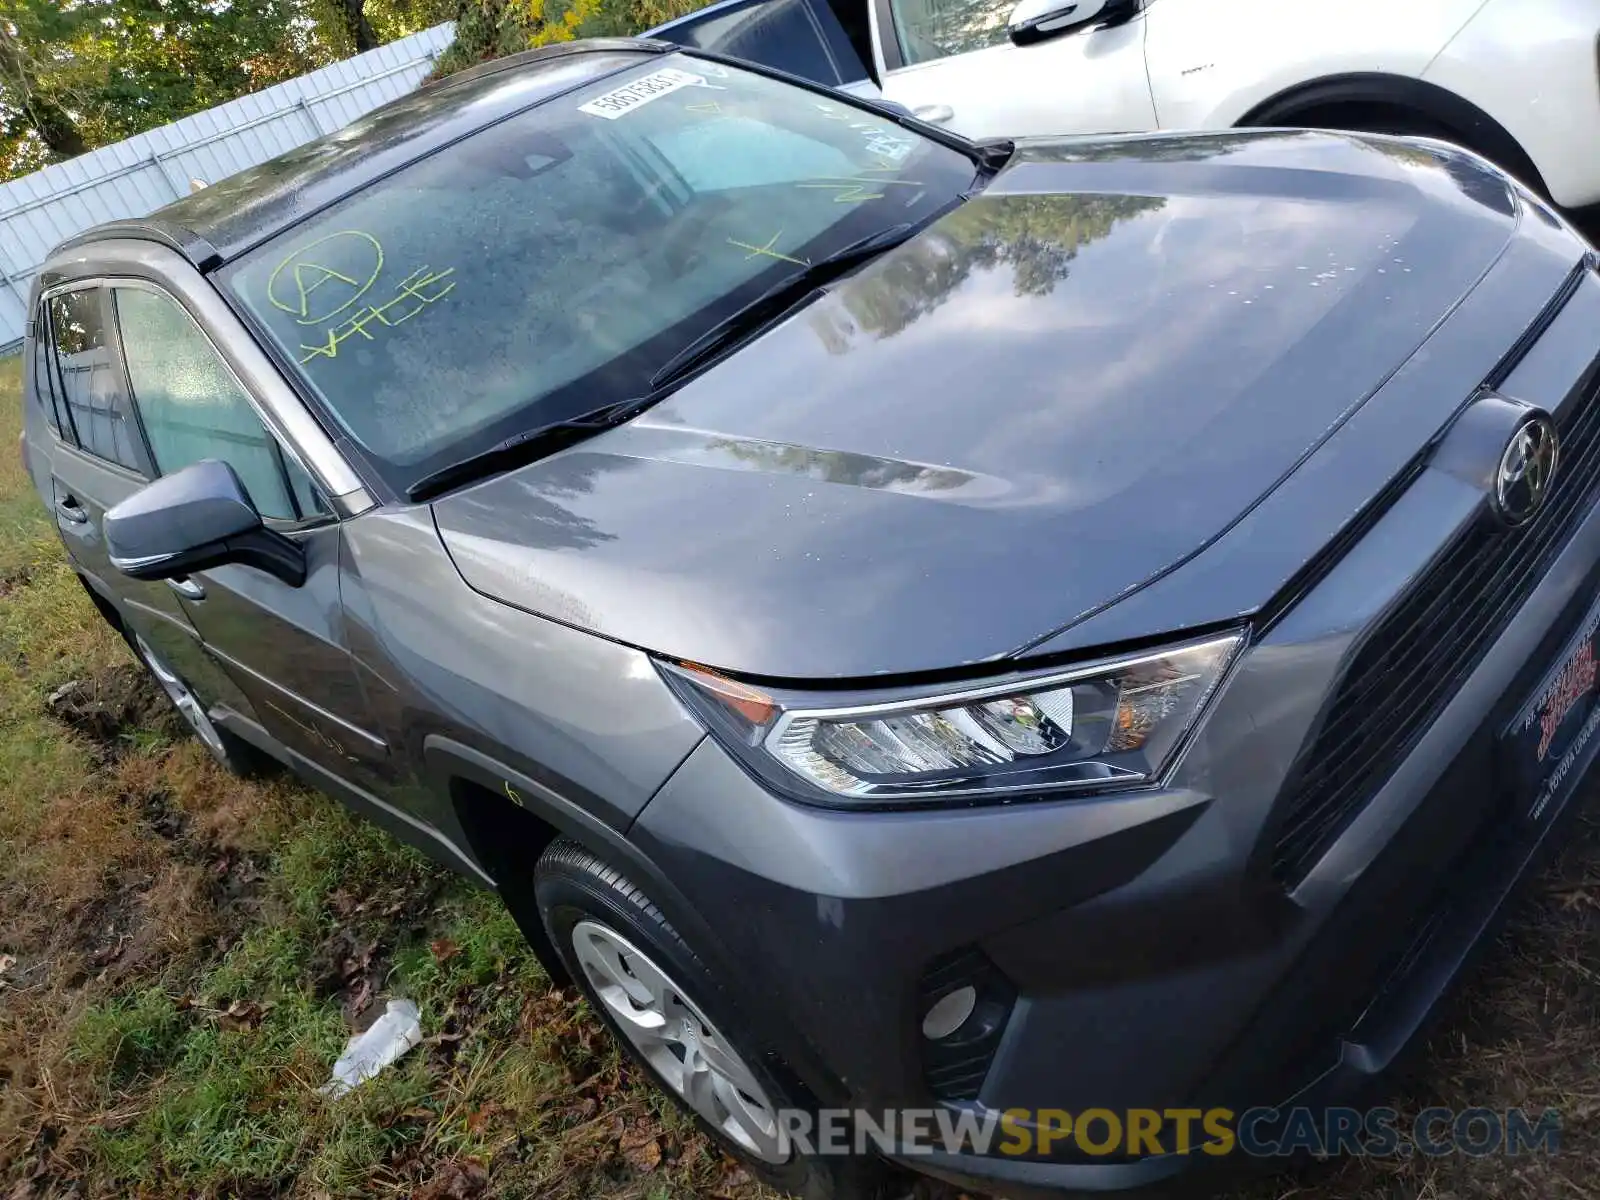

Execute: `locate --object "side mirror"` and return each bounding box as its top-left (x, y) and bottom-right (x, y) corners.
top-left (105, 459), bottom-right (306, 588)
top-left (1008, 0), bottom-right (1110, 44)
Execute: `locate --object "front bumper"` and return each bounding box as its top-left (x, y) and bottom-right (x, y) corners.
top-left (630, 246), bottom-right (1600, 1196)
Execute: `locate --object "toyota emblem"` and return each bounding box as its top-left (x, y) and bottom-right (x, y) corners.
top-left (1494, 414), bottom-right (1560, 527)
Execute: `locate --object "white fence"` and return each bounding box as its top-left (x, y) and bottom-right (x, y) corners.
top-left (0, 23), bottom-right (455, 352)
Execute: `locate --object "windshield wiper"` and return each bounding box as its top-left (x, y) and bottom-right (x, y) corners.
top-left (406, 223), bottom-right (922, 503)
top-left (406, 395), bottom-right (651, 502)
top-left (647, 221), bottom-right (920, 392)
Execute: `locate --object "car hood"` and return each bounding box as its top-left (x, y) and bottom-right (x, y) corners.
top-left (435, 130), bottom-right (1521, 680)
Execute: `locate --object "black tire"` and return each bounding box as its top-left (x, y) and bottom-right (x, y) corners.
top-left (533, 838), bottom-right (897, 1200)
top-left (1346, 112), bottom-right (1456, 141)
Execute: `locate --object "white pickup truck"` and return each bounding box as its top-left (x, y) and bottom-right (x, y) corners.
top-left (649, 0), bottom-right (1600, 209)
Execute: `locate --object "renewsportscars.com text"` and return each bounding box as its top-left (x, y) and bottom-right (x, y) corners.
top-left (775, 1107), bottom-right (1561, 1159)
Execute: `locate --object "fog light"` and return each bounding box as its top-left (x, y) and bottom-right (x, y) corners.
top-left (918, 947), bottom-right (1016, 1101)
top-left (921, 985), bottom-right (976, 1040)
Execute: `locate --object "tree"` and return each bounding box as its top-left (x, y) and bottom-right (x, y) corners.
top-left (430, 0), bottom-right (708, 77)
top-left (1, 0), bottom-right (338, 177)
top-left (341, 0), bottom-right (380, 51)
top-left (0, 0), bottom-right (453, 180)
top-left (313, 0), bottom-right (454, 58)
top-left (76, 0), bottom-right (332, 142)
top-left (0, 2), bottom-right (93, 173)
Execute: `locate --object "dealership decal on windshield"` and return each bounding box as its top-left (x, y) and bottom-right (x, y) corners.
top-left (579, 68), bottom-right (717, 119)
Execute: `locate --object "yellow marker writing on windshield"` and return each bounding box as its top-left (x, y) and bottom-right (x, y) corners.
top-left (298, 265), bottom-right (456, 364)
top-left (268, 230), bottom-right (385, 326)
top-left (727, 231), bottom-right (809, 266)
top-left (796, 176), bottom-right (924, 203)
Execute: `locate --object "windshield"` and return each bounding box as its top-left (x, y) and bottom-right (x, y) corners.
top-left (222, 53), bottom-right (976, 493)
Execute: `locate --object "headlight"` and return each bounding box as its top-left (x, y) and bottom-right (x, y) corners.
top-left (661, 631), bottom-right (1243, 807)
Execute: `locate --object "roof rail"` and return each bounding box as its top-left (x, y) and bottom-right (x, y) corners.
top-left (422, 36), bottom-right (670, 93)
top-left (54, 219), bottom-right (224, 272)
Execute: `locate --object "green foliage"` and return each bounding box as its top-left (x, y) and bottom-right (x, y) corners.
top-left (310, 0), bottom-right (457, 58)
top-left (0, 0), bottom-right (454, 181)
top-left (0, 0), bottom-right (705, 182)
top-left (430, 0), bottom-right (711, 78)
top-left (71, 988), bottom-right (188, 1088)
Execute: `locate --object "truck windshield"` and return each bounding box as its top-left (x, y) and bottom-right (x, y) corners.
top-left (221, 53), bottom-right (975, 494)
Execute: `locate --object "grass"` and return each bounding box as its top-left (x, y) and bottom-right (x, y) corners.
top-left (0, 356), bottom-right (764, 1198)
top-left (0, 349), bottom-right (1598, 1199)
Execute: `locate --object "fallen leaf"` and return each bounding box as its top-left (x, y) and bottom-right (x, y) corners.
top-left (346, 977), bottom-right (373, 1021)
top-left (430, 937), bottom-right (460, 963)
top-left (619, 1123), bottom-right (656, 1148)
top-left (218, 999), bottom-right (266, 1032)
top-left (710, 1164), bottom-right (752, 1198)
top-left (413, 1158), bottom-right (488, 1200)
top-left (620, 1135), bottom-right (661, 1173)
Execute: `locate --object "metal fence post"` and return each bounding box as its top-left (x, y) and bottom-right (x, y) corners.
top-left (151, 153), bottom-right (190, 200)
top-left (297, 99), bottom-right (330, 139)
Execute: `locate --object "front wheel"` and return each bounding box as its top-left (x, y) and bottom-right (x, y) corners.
top-left (132, 635), bottom-right (271, 777)
top-left (533, 838), bottom-right (895, 1200)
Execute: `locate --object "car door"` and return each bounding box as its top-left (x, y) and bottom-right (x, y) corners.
top-left (106, 281), bottom-right (390, 790)
top-left (871, 0), bottom-right (1158, 139)
top-left (648, 0), bottom-right (884, 99)
top-left (36, 284), bottom-right (242, 708)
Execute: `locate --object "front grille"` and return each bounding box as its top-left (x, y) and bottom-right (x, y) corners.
top-left (1271, 373), bottom-right (1600, 886)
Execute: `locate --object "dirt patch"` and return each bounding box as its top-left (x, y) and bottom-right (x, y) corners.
top-left (65, 884), bottom-right (142, 966)
top-left (206, 849), bottom-right (268, 921)
top-left (0, 562), bottom-right (34, 599)
top-left (309, 926), bottom-right (385, 1027)
top-left (122, 788), bottom-right (189, 842)
top-left (308, 878), bottom-right (450, 1031)
top-left (43, 663), bottom-right (178, 752)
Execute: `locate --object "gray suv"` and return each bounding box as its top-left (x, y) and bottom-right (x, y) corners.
top-left (21, 36), bottom-right (1600, 1200)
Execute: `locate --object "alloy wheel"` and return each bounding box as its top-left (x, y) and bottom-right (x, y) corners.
top-left (570, 919), bottom-right (786, 1163)
top-left (134, 636), bottom-right (228, 760)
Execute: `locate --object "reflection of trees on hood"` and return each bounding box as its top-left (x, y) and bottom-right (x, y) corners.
top-left (451, 451), bottom-right (623, 554)
top-left (820, 193), bottom-right (1165, 344)
top-left (702, 437), bottom-right (973, 493)
top-left (1024, 131), bottom-right (1286, 164)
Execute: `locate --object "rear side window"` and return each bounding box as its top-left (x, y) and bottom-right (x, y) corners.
top-left (29, 313), bottom-right (61, 435)
top-left (113, 287), bottom-right (306, 522)
top-left (45, 288), bottom-right (148, 472)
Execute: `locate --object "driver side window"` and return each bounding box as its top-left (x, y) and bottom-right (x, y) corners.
top-left (112, 286), bottom-right (325, 523)
top-left (889, 0), bottom-right (1015, 64)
